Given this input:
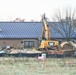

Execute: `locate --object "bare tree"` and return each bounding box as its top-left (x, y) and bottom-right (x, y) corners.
top-left (13, 18), bottom-right (25, 22)
top-left (51, 9), bottom-right (76, 41)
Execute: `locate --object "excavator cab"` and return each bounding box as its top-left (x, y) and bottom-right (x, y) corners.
top-left (39, 40), bottom-right (59, 49)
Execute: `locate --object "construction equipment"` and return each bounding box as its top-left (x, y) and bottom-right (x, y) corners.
top-left (39, 14), bottom-right (59, 50)
top-left (38, 14), bottom-right (75, 57)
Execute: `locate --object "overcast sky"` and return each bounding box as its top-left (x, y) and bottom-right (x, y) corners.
top-left (0, 0), bottom-right (76, 21)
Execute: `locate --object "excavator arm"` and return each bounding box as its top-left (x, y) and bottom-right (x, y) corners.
top-left (41, 14), bottom-right (50, 41)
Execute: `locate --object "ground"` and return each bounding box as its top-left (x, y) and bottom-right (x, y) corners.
top-left (0, 57), bottom-right (76, 75)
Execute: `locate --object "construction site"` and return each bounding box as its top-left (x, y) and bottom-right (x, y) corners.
top-left (0, 0), bottom-right (76, 75)
top-left (0, 14), bottom-right (76, 58)
top-left (0, 15), bottom-right (76, 75)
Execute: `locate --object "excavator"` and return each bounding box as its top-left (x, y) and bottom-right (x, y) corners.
top-left (38, 14), bottom-right (75, 57)
top-left (38, 14), bottom-right (59, 50)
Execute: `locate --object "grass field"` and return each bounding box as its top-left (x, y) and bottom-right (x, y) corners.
top-left (0, 57), bottom-right (76, 75)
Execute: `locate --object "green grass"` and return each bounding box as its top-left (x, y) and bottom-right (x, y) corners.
top-left (0, 57), bottom-right (76, 75)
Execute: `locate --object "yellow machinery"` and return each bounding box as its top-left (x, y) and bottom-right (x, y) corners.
top-left (38, 14), bottom-right (75, 57)
top-left (39, 14), bottom-right (59, 49)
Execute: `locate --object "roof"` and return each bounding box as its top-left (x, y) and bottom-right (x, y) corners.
top-left (0, 22), bottom-right (42, 38)
top-left (0, 22), bottom-right (75, 39)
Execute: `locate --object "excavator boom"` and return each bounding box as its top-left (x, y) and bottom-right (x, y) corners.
top-left (41, 14), bottom-right (50, 40)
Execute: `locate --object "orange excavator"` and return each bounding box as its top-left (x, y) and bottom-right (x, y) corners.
top-left (39, 14), bottom-right (59, 50)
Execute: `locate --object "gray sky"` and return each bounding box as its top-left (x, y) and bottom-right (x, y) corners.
top-left (0, 0), bottom-right (76, 21)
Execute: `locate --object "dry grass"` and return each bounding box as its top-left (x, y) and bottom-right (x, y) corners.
top-left (0, 57), bottom-right (76, 75)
